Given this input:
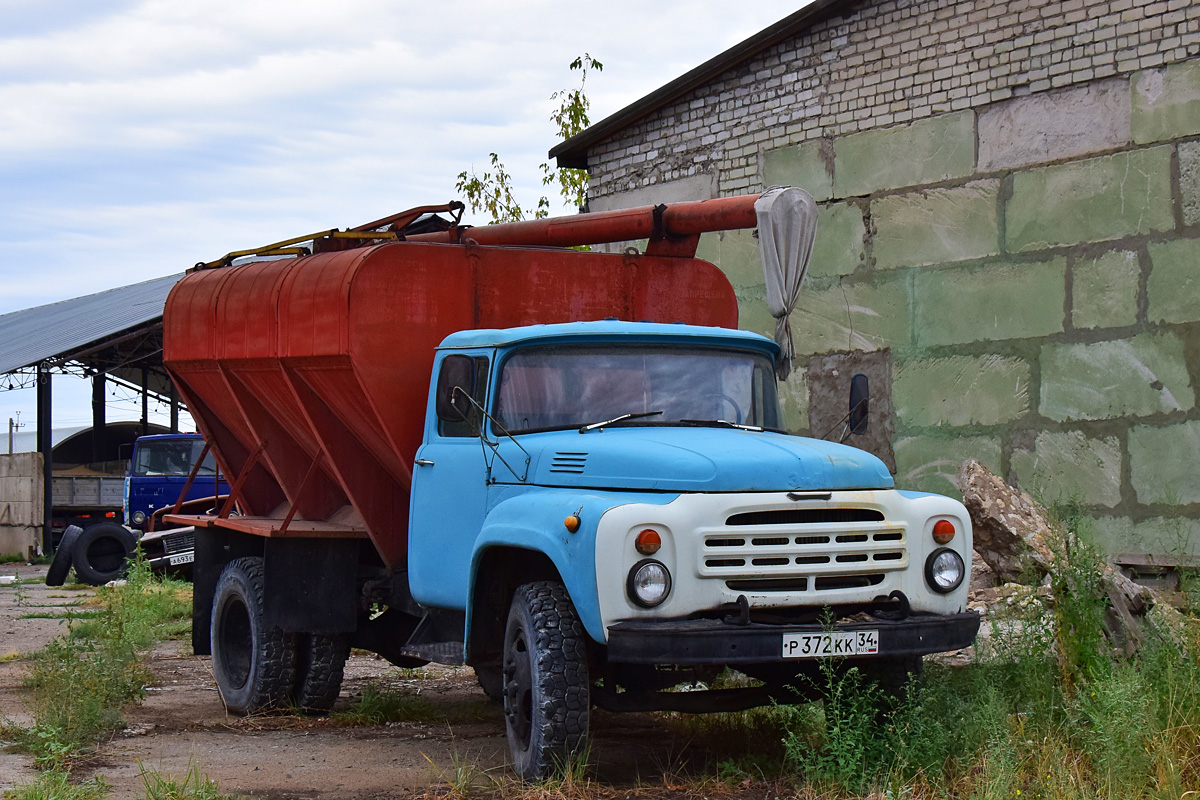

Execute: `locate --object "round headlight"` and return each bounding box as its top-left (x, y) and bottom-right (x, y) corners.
top-left (627, 559), bottom-right (671, 607)
top-left (132, 510), bottom-right (146, 525)
top-left (925, 548), bottom-right (965, 594)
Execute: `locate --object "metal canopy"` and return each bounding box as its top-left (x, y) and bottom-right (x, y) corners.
top-left (0, 273), bottom-right (186, 554)
top-left (0, 273), bottom-right (182, 389)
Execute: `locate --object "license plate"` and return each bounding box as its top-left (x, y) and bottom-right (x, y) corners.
top-left (169, 552), bottom-right (195, 566)
top-left (782, 630), bottom-right (879, 658)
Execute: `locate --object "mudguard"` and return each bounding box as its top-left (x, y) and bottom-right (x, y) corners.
top-left (466, 489), bottom-right (678, 645)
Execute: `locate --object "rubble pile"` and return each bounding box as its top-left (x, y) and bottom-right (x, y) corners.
top-left (957, 459), bottom-right (1183, 657)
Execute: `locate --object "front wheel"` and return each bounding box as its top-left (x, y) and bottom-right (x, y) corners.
top-left (502, 581), bottom-right (590, 782)
top-left (210, 557), bottom-right (296, 714)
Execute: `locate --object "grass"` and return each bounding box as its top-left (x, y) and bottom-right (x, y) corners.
top-left (138, 761), bottom-right (234, 800)
top-left (5, 768), bottom-right (109, 800)
top-left (650, 502), bottom-right (1200, 800)
top-left (1, 552), bottom-right (192, 771)
top-left (334, 679), bottom-right (497, 727)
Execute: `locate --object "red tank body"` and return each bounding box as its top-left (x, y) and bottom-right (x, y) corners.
top-left (164, 208), bottom-right (748, 568)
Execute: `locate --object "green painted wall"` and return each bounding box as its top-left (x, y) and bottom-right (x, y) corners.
top-left (701, 58), bottom-right (1200, 557)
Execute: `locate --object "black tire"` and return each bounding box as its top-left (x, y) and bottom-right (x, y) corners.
top-left (873, 655), bottom-right (923, 701)
top-left (45, 525), bottom-right (83, 587)
top-left (211, 557), bottom-right (296, 714)
top-left (475, 662), bottom-right (503, 703)
top-left (71, 522), bottom-right (136, 586)
top-left (502, 581), bottom-right (590, 782)
top-left (292, 633), bottom-right (350, 714)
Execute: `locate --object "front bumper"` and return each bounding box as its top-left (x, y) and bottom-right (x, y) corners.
top-left (607, 610), bottom-right (980, 664)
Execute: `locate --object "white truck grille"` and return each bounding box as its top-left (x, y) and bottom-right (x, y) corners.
top-left (698, 508), bottom-right (907, 592)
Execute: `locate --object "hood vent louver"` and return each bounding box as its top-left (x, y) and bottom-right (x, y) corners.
top-left (550, 452), bottom-right (588, 474)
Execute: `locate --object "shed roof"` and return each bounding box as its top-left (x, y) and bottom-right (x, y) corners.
top-left (549, 0), bottom-right (853, 169)
top-left (0, 273), bottom-right (182, 375)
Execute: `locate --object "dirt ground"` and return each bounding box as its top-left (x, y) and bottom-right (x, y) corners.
top-left (0, 564), bottom-right (760, 799)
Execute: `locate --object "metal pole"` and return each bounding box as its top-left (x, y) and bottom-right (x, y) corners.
top-left (37, 363), bottom-right (53, 553)
top-left (141, 367), bottom-right (149, 436)
top-left (91, 371), bottom-right (106, 466)
top-left (169, 381), bottom-right (179, 433)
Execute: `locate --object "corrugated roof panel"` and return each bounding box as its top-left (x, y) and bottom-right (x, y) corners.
top-left (0, 273), bottom-right (184, 374)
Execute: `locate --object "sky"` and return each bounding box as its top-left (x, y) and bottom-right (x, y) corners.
top-left (0, 0), bottom-right (808, 444)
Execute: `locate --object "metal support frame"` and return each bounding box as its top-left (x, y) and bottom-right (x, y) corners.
top-left (36, 363), bottom-right (52, 552)
top-left (91, 371), bottom-right (106, 466)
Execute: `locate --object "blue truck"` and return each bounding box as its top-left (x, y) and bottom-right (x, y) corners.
top-left (46, 433), bottom-right (227, 586)
top-left (161, 193), bottom-right (980, 780)
top-left (126, 433), bottom-right (228, 575)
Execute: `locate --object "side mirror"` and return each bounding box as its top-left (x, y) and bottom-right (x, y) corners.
top-left (435, 355), bottom-right (474, 422)
top-left (848, 373), bottom-right (869, 436)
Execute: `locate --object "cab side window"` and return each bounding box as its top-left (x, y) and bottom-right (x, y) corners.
top-left (438, 356), bottom-right (490, 437)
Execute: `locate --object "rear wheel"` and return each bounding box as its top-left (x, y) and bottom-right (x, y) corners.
top-left (292, 633), bottom-right (350, 714)
top-left (210, 557), bottom-right (296, 714)
top-left (502, 581), bottom-right (590, 782)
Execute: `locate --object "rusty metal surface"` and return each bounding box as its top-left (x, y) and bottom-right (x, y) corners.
top-left (165, 197), bottom-right (760, 568)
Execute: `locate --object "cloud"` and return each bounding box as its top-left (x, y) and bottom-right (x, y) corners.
top-left (0, 0), bottom-right (809, 316)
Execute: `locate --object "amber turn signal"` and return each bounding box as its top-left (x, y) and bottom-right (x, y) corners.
top-left (564, 515), bottom-right (581, 533)
top-left (635, 529), bottom-right (662, 555)
top-left (932, 519), bottom-right (956, 544)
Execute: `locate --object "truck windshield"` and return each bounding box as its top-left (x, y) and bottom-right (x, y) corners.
top-left (132, 439), bottom-right (217, 477)
top-left (494, 346), bottom-right (780, 434)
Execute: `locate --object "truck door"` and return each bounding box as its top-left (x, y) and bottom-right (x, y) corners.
top-left (408, 354), bottom-right (493, 609)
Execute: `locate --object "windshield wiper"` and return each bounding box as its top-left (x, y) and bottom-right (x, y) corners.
top-left (679, 419), bottom-right (764, 432)
top-left (579, 410), bottom-right (663, 433)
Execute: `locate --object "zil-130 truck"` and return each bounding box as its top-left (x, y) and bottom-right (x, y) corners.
top-left (162, 190), bottom-right (979, 780)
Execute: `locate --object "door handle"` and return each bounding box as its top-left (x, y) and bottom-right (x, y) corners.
top-left (415, 459), bottom-right (435, 466)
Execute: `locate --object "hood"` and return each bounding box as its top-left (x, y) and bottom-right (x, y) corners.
top-left (518, 427), bottom-right (894, 492)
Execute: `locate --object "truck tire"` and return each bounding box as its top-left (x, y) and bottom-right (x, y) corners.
top-left (45, 525), bottom-right (83, 587)
top-left (502, 581), bottom-right (590, 782)
top-left (292, 633), bottom-right (350, 714)
top-left (475, 663), bottom-right (503, 703)
top-left (872, 655), bottom-right (923, 702)
top-left (71, 522), bottom-right (136, 586)
top-left (211, 557), bottom-right (296, 714)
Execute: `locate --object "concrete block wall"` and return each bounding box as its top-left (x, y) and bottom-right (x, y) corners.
top-left (0, 452), bottom-right (41, 557)
top-left (722, 61), bottom-right (1200, 557)
top-left (582, 0), bottom-right (1200, 557)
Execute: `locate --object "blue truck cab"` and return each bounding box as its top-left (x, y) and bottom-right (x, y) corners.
top-left (124, 433), bottom-right (229, 574)
top-left (408, 320), bottom-right (979, 777)
top-left (125, 433), bottom-right (227, 532)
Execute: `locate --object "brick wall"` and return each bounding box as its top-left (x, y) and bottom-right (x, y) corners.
top-left (588, 0), bottom-right (1200, 201)
top-left (584, 0), bottom-right (1200, 557)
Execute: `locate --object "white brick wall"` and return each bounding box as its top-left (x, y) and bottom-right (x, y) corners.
top-left (584, 0), bottom-right (1200, 201)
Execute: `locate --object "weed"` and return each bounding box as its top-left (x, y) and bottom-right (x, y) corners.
top-left (423, 750), bottom-right (494, 798)
top-left (395, 666), bottom-right (434, 680)
top-left (19, 625), bottom-right (149, 766)
top-left (333, 681), bottom-right (494, 727)
top-left (779, 661), bottom-right (885, 794)
top-left (138, 760), bottom-right (232, 800)
top-left (5, 767), bottom-right (109, 800)
top-left (7, 550), bottom-right (191, 768)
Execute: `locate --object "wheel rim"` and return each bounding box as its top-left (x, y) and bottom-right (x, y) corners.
top-left (217, 597), bottom-right (253, 690)
top-left (503, 626), bottom-right (533, 747)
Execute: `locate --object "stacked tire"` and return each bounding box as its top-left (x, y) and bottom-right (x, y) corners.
top-left (45, 522), bottom-right (137, 587)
